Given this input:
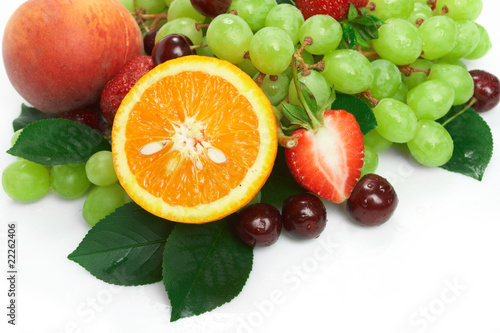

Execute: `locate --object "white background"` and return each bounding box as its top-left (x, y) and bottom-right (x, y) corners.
top-left (1, 1), bottom-right (499, 333)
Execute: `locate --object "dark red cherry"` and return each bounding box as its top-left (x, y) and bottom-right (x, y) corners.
top-left (234, 203), bottom-right (282, 247)
top-left (282, 193), bottom-right (327, 240)
top-left (143, 28), bottom-right (159, 56)
top-left (190, 0), bottom-right (232, 18)
top-left (469, 69), bottom-right (499, 112)
top-left (151, 34), bottom-right (195, 66)
top-left (346, 174), bottom-right (398, 226)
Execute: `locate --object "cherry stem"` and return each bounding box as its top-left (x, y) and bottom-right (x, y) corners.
top-left (441, 99), bottom-right (476, 127)
top-left (398, 65), bottom-right (431, 77)
top-left (191, 44), bottom-right (208, 50)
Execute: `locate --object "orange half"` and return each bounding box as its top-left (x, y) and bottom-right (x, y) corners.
top-left (112, 55), bottom-right (277, 223)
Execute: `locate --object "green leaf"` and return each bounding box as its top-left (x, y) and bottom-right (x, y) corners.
top-left (438, 106), bottom-right (493, 181)
top-left (330, 93), bottom-right (377, 135)
top-left (7, 118), bottom-right (110, 165)
top-left (347, 3), bottom-right (359, 21)
top-left (365, 14), bottom-right (384, 27)
top-left (68, 202), bottom-right (176, 286)
top-left (12, 104), bottom-right (54, 132)
top-left (281, 102), bottom-right (311, 128)
top-left (163, 218), bottom-right (253, 322)
top-left (261, 147), bottom-right (306, 205)
top-left (342, 23), bottom-right (357, 48)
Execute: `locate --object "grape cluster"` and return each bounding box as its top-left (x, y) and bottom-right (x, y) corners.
top-left (133, 0), bottom-right (495, 173)
top-left (2, 130), bottom-right (128, 226)
top-left (3, 0), bottom-right (499, 234)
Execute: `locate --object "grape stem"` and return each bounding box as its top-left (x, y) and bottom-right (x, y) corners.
top-left (441, 99), bottom-right (476, 127)
top-left (195, 23), bottom-right (210, 31)
top-left (398, 65), bottom-right (431, 77)
top-left (131, 0), bottom-right (167, 31)
top-left (357, 90), bottom-right (379, 107)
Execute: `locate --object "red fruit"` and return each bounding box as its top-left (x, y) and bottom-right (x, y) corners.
top-left (295, 0), bottom-right (369, 21)
top-left (60, 108), bottom-right (104, 132)
top-left (100, 55), bottom-right (155, 126)
top-left (285, 110), bottom-right (364, 203)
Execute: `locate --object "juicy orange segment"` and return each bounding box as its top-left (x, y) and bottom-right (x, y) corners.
top-left (112, 55), bottom-right (277, 223)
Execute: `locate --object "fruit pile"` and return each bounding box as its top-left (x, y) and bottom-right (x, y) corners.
top-left (1, 0), bottom-right (499, 322)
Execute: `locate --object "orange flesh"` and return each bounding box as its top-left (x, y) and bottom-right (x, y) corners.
top-left (124, 71), bottom-right (260, 207)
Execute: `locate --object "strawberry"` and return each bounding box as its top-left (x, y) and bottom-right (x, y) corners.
top-left (285, 110), bottom-right (364, 203)
top-left (295, 0), bottom-right (369, 21)
top-left (100, 55), bottom-right (155, 126)
top-left (278, 57), bottom-right (364, 204)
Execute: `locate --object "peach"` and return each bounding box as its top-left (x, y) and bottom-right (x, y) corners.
top-left (2, 0), bottom-right (143, 114)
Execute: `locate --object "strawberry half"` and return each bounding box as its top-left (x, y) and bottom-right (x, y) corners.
top-left (285, 110), bottom-right (364, 203)
top-left (100, 55), bottom-right (155, 126)
top-left (295, 0), bottom-right (369, 21)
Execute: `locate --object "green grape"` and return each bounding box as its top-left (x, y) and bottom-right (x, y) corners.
top-left (372, 18), bottom-right (422, 66)
top-left (255, 73), bottom-right (290, 106)
top-left (364, 130), bottom-right (393, 151)
top-left (372, 98), bottom-right (418, 143)
top-left (118, 0), bottom-right (134, 12)
top-left (249, 27), bottom-right (294, 75)
top-left (401, 59), bottom-right (433, 90)
top-left (123, 0), bottom-right (166, 13)
top-left (85, 151), bottom-right (118, 187)
top-left (11, 129), bottom-right (23, 146)
top-left (435, 0), bottom-right (483, 21)
top-left (441, 20), bottom-right (480, 60)
top-left (2, 159), bottom-right (50, 202)
top-left (165, 0), bottom-right (175, 6)
top-left (407, 2), bottom-right (433, 26)
top-left (391, 81), bottom-right (409, 103)
top-left (418, 16), bottom-right (457, 60)
top-left (434, 58), bottom-right (467, 70)
top-left (265, 4), bottom-right (304, 45)
top-left (406, 80), bottom-right (455, 120)
top-left (156, 17), bottom-right (203, 45)
top-left (288, 70), bottom-right (332, 108)
top-left (464, 23), bottom-right (492, 60)
top-left (230, 0), bottom-right (277, 32)
top-left (407, 120), bottom-right (454, 167)
top-left (360, 144), bottom-right (379, 178)
top-left (369, 59), bottom-right (402, 100)
top-left (298, 15), bottom-right (342, 55)
top-left (206, 14), bottom-right (253, 64)
top-left (369, 0), bottom-right (415, 20)
top-left (323, 49), bottom-right (374, 94)
top-left (82, 183), bottom-right (129, 226)
top-left (427, 64), bottom-right (474, 105)
top-left (237, 58), bottom-right (259, 77)
top-left (167, 0), bottom-right (205, 22)
top-left (51, 164), bottom-right (91, 199)
top-left (196, 36), bottom-right (214, 57)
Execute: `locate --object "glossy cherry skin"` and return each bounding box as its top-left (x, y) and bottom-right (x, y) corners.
top-left (282, 193), bottom-right (327, 240)
top-left (151, 34), bottom-right (194, 66)
top-left (143, 28), bottom-right (159, 56)
top-left (190, 0), bottom-right (232, 18)
top-left (346, 174), bottom-right (398, 226)
top-left (234, 203), bottom-right (282, 247)
top-left (469, 69), bottom-right (499, 112)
